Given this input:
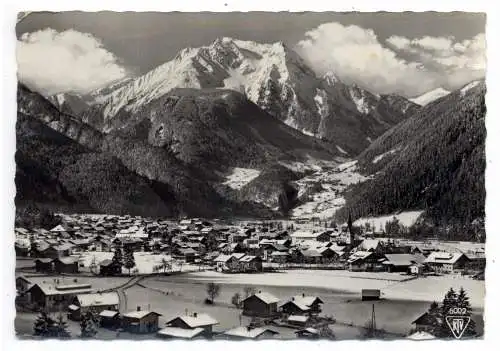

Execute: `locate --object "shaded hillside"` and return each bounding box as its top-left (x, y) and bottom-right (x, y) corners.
top-left (237, 165), bottom-right (301, 214)
top-left (17, 84), bottom-right (279, 218)
top-left (336, 81), bottom-right (486, 228)
top-left (108, 88), bottom-right (338, 173)
top-left (15, 113), bottom-right (177, 217)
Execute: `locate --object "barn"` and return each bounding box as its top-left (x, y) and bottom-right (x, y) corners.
top-left (242, 291), bottom-right (280, 318)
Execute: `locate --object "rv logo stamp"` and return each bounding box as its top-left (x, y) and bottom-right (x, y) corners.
top-left (445, 308), bottom-right (471, 339)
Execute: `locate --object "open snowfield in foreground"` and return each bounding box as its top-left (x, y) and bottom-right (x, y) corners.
top-left (185, 269), bottom-right (485, 308)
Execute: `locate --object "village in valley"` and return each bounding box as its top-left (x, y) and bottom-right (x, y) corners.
top-left (14, 213), bottom-right (485, 340)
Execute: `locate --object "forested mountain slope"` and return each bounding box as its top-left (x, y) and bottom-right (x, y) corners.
top-left (336, 80), bottom-right (486, 230)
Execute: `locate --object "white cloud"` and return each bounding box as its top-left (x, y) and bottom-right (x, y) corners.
top-left (386, 33), bottom-right (486, 91)
top-left (295, 22), bottom-right (438, 96)
top-left (295, 22), bottom-right (486, 97)
top-left (17, 28), bottom-right (128, 96)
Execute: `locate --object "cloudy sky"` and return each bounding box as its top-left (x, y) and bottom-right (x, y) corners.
top-left (16, 11), bottom-right (486, 97)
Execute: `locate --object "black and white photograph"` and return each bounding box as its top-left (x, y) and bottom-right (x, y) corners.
top-left (10, 9), bottom-right (486, 341)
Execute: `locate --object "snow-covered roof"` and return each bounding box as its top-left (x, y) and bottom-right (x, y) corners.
top-left (77, 292), bottom-right (119, 307)
top-left (348, 251), bottom-right (373, 263)
top-left (30, 282), bottom-right (93, 296)
top-left (292, 295), bottom-right (323, 307)
top-left (231, 253), bottom-right (245, 259)
top-left (51, 224), bottom-right (68, 232)
top-left (68, 304), bottom-right (80, 311)
top-left (123, 310), bottom-right (162, 319)
top-left (249, 292), bottom-right (280, 304)
top-left (300, 249), bottom-right (322, 257)
top-left (287, 315), bottom-right (309, 323)
top-left (223, 326), bottom-right (278, 339)
top-left (295, 327), bottom-right (319, 335)
top-left (282, 300), bottom-right (309, 311)
top-left (115, 226), bottom-right (148, 239)
top-left (239, 255), bottom-right (258, 262)
top-left (406, 331), bottom-right (436, 340)
top-left (157, 327), bottom-right (204, 339)
top-left (424, 252), bottom-right (466, 264)
top-left (54, 257), bottom-right (79, 264)
top-left (168, 313), bottom-right (218, 328)
top-left (291, 231), bottom-right (324, 238)
top-left (99, 310), bottom-right (119, 318)
top-left (383, 254), bottom-right (426, 266)
top-left (358, 239), bottom-right (382, 251)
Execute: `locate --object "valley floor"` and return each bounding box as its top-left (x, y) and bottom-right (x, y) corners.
top-left (14, 269), bottom-right (484, 340)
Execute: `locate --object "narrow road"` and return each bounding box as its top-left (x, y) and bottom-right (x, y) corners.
top-left (111, 276), bottom-right (145, 314)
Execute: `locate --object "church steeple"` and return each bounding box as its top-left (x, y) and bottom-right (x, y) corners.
top-left (347, 210), bottom-right (354, 245)
top-left (347, 211), bottom-right (353, 232)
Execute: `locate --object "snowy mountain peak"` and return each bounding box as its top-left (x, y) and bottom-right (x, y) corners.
top-left (410, 87), bottom-right (450, 106)
top-left (322, 71), bottom-right (339, 86)
top-left (82, 37), bottom-right (417, 151)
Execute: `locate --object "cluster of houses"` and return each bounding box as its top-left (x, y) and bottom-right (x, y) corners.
top-left (15, 214), bottom-right (485, 277)
top-left (16, 273), bottom-right (330, 340)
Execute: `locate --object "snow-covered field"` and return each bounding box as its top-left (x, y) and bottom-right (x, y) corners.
top-left (353, 211), bottom-right (424, 228)
top-left (291, 160), bottom-right (370, 219)
top-left (222, 167), bottom-right (261, 190)
top-left (77, 252), bottom-right (203, 274)
top-left (184, 269), bottom-right (485, 308)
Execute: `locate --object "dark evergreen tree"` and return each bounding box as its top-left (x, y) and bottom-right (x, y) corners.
top-left (425, 301), bottom-right (443, 336)
top-left (80, 312), bottom-right (98, 338)
top-left (29, 234), bottom-right (38, 258)
top-left (455, 287), bottom-right (477, 337)
top-left (33, 311), bottom-right (54, 337)
top-left (123, 247), bottom-right (136, 275)
top-left (111, 244), bottom-right (123, 273)
top-left (438, 288), bottom-right (458, 337)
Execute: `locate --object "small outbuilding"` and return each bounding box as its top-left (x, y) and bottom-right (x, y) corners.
top-left (122, 308), bottom-right (162, 334)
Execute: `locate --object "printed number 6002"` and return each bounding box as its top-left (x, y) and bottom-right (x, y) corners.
top-left (449, 307), bottom-right (467, 315)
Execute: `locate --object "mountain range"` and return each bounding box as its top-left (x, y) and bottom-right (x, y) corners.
top-left (48, 37), bottom-right (419, 156)
top-left (16, 36), bottom-right (486, 235)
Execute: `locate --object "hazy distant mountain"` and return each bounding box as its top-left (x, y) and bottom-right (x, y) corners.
top-left (410, 87), bottom-right (451, 106)
top-left (79, 37), bottom-right (417, 155)
top-left (336, 80), bottom-right (486, 229)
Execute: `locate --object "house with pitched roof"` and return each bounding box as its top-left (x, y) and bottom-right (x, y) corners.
top-left (381, 253), bottom-right (426, 273)
top-left (164, 312), bottom-right (219, 338)
top-left (220, 326), bottom-right (279, 340)
top-left (347, 251), bottom-right (383, 271)
top-left (69, 292), bottom-right (119, 320)
top-left (122, 307), bottom-right (162, 333)
top-left (34, 258), bottom-right (54, 273)
top-left (26, 282), bottom-right (93, 311)
top-left (238, 255), bottom-right (263, 272)
top-left (53, 257), bottom-right (79, 274)
top-left (424, 252), bottom-right (470, 274)
top-left (280, 294), bottom-right (324, 315)
top-left (242, 291), bottom-right (280, 317)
